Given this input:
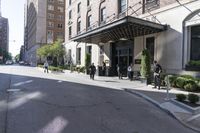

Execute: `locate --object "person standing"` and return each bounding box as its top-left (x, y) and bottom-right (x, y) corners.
top-left (153, 60), bottom-right (162, 90)
top-left (102, 61), bottom-right (106, 76)
top-left (127, 63), bottom-right (133, 81)
top-left (89, 63), bottom-right (96, 80)
top-left (117, 64), bottom-right (123, 79)
top-left (44, 61), bottom-right (49, 73)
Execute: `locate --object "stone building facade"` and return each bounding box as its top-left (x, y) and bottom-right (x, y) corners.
top-left (65, 0), bottom-right (200, 76)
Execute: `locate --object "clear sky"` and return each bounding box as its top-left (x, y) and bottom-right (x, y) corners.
top-left (2, 0), bottom-right (25, 56)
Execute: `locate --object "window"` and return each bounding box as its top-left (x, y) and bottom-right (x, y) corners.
top-left (100, 45), bottom-right (104, 55)
top-left (87, 46), bottom-right (92, 54)
top-left (69, 0), bottom-right (72, 5)
top-left (47, 30), bottom-right (54, 43)
top-left (119, 0), bottom-right (126, 13)
top-left (145, 0), bottom-right (159, 10)
top-left (57, 32), bottom-right (64, 40)
top-left (58, 0), bottom-right (64, 4)
top-left (48, 13), bottom-right (54, 19)
top-left (100, 7), bottom-right (106, 22)
top-left (48, 5), bottom-right (54, 11)
top-left (58, 23), bottom-right (63, 29)
top-left (69, 26), bottom-right (72, 38)
top-left (77, 48), bottom-right (81, 65)
top-left (87, 0), bottom-right (90, 6)
top-left (58, 7), bottom-right (64, 12)
top-left (48, 22), bottom-right (54, 28)
top-left (69, 10), bottom-right (72, 19)
top-left (190, 25), bottom-right (200, 61)
top-left (77, 20), bottom-right (81, 34)
top-left (48, 0), bottom-right (54, 3)
top-left (146, 37), bottom-right (155, 63)
top-left (87, 15), bottom-right (92, 28)
top-left (77, 2), bottom-right (81, 13)
top-left (58, 15), bottom-right (64, 20)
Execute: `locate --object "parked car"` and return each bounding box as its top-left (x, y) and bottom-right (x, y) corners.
top-left (19, 61), bottom-right (24, 65)
top-left (5, 60), bottom-right (13, 65)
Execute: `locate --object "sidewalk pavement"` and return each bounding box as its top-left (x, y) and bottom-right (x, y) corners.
top-left (39, 68), bottom-right (200, 132)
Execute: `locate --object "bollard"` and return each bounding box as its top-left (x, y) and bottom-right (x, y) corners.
top-left (165, 75), bottom-right (170, 101)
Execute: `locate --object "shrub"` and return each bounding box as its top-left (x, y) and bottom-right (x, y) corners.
top-left (188, 60), bottom-right (200, 67)
top-left (168, 75), bottom-right (177, 87)
top-left (49, 66), bottom-right (63, 72)
top-left (180, 75), bottom-right (194, 80)
top-left (175, 77), bottom-right (187, 88)
top-left (140, 49), bottom-right (151, 79)
top-left (176, 94), bottom-right (186, 102)
top-left (184, 80), bottom-right (198, 92)
top-left (188, 94), bottom-right (199, 104)
top-left (79, 67), bottom-right (85, 73)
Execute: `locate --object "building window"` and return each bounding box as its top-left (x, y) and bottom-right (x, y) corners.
top-left (58, 15), bottom-right (64, 20)
top-left (69, 26), bottom-right (72, 39)
top-left (87, 15), bottom-right (92, 28)
top-left (48, 5), bottom-right (54, 11)
top-left (58, 23), bottom-right (63, 29)
top-left (58, 7), bottom-right (64, 12)
top-left (77, 20), bottom-right (81, 34)
top-left (146, 37), bottom-right (155, 63)
top-left (69, 0), bottom-right (72, 5)
top-left (48, 0), bottom-right (54, 3)
top-left (77, 48), bottom-right (81, 65)
top-left (48, 22), bottom-right (54, 28)
top-left (56, 32), bottom-right (64, 40)
top-left (87, 0), bottom-right (90, 6)
top-left (47, 30), bottom-right (54, 43)
top-left (48, 13), bottom-right (54, 19)
top-left (77, 2), bottom-right (81, 13)
top-left (145, 0), bottom-right (159, 10)
top-left (100, 7), bottom-right (106, 23)
top-left (100, 45), bottom-right (104, 55)
top-left (190, 25), bottom-right (200, 61)
top-left (58, 0), bottom-right (64, 4)
top-left (69, 10), bottom-right (72, 20)
top-left (119, 0), bottom-right (126, 13)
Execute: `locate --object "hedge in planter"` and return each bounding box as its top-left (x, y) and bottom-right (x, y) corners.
top-left (176, 94), bottom-right (186, 102)
top-left (188, 94), bottom-right (199, 104)
top-left (140, 49), bottom-right (151, 84)
top-left (184, 80), bottom-right (198, 92)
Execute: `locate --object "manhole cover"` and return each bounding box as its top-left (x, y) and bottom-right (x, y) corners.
top-left (7, 89), bottom-right (21, 92)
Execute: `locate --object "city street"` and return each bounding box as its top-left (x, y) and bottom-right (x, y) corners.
top-left (0, 65), bottom-right (197, 133)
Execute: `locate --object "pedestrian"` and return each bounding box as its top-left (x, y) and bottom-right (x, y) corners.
top-left (102, 61), bottom-right (106, 76)
top-left (117, 64), bottom-right (123, 79)
top-left (127, 63), bottom-right (133, 81)
top-left (44, 61), bottom-right (49, 73)
top-left (153, 60), bottom-right (162, 90)
top-left (89, 63), bottom-right (96, 80)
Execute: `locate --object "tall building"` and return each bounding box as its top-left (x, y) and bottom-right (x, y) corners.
top-left (65, 0), bottom-right (200, 76)
top-left (0, 0), bottom-right (9, 62)
top-left (24, 0), bottom-right (65, 66)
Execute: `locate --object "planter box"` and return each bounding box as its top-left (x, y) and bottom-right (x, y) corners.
top-left (171, 99), bottom-right (200, 115)
top-left (185, 65), bottom-right (200, 71)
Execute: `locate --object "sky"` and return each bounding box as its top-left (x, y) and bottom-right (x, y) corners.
top-left (1, 0), bottom-right (25, 56)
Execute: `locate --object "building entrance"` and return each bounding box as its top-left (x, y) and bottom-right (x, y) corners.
top-left (111, 40), bottom-right (134, 76)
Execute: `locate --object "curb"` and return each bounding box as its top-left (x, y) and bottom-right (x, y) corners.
top-left (124, 89), bottom-right (200, 133)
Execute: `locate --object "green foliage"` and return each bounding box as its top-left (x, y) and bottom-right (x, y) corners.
top-left (37, 44), bottom-right (52, 58)
top-left (188, 60), bottom-right (200, 67)
top-left (184, 80), bottom-right (198, 92)
top-left (140, 49), bottom-right (151, 78)
top-left (168, 75), bottom-right (178, 87)
top-left (49, 66), bottom-right (63, 72)
top-left (180, 75), bottom-right (194, 80)
top-left (188, 94), bottom-right (199, 104)
top-left (176, 94), bottom-right (186, 102)
top-left (85, 53), bottom-right (91, 68)
top-left (80, 66), bottom-right (85, 73)
top-left (15, 54), bottom-right (20, 62)
top-left (175, 77), bottom-right (188, 88)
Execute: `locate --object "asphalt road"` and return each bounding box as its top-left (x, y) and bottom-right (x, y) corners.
top-left (0, 65), bottom-right (197, 133)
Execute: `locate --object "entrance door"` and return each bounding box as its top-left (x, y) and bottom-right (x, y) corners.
top-left (116, 48), bottom-right (133, 76)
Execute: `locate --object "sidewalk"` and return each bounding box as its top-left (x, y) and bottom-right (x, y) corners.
top-left (62, 70), bottom-right (200, 132)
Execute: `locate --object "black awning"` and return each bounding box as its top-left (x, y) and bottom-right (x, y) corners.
top-left (71, 16), bottom-right (168, 43)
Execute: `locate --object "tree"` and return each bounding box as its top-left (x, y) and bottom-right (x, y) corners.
top-left (15, 54), bottom-right (20, 62)
top-left (140, 49), bottom-right (151, 84)
top-left (50, 40), bottom-right (65, 66)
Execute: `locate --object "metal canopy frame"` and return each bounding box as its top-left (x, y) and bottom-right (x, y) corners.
top-left (71, 16), bottom-right (168, 44)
